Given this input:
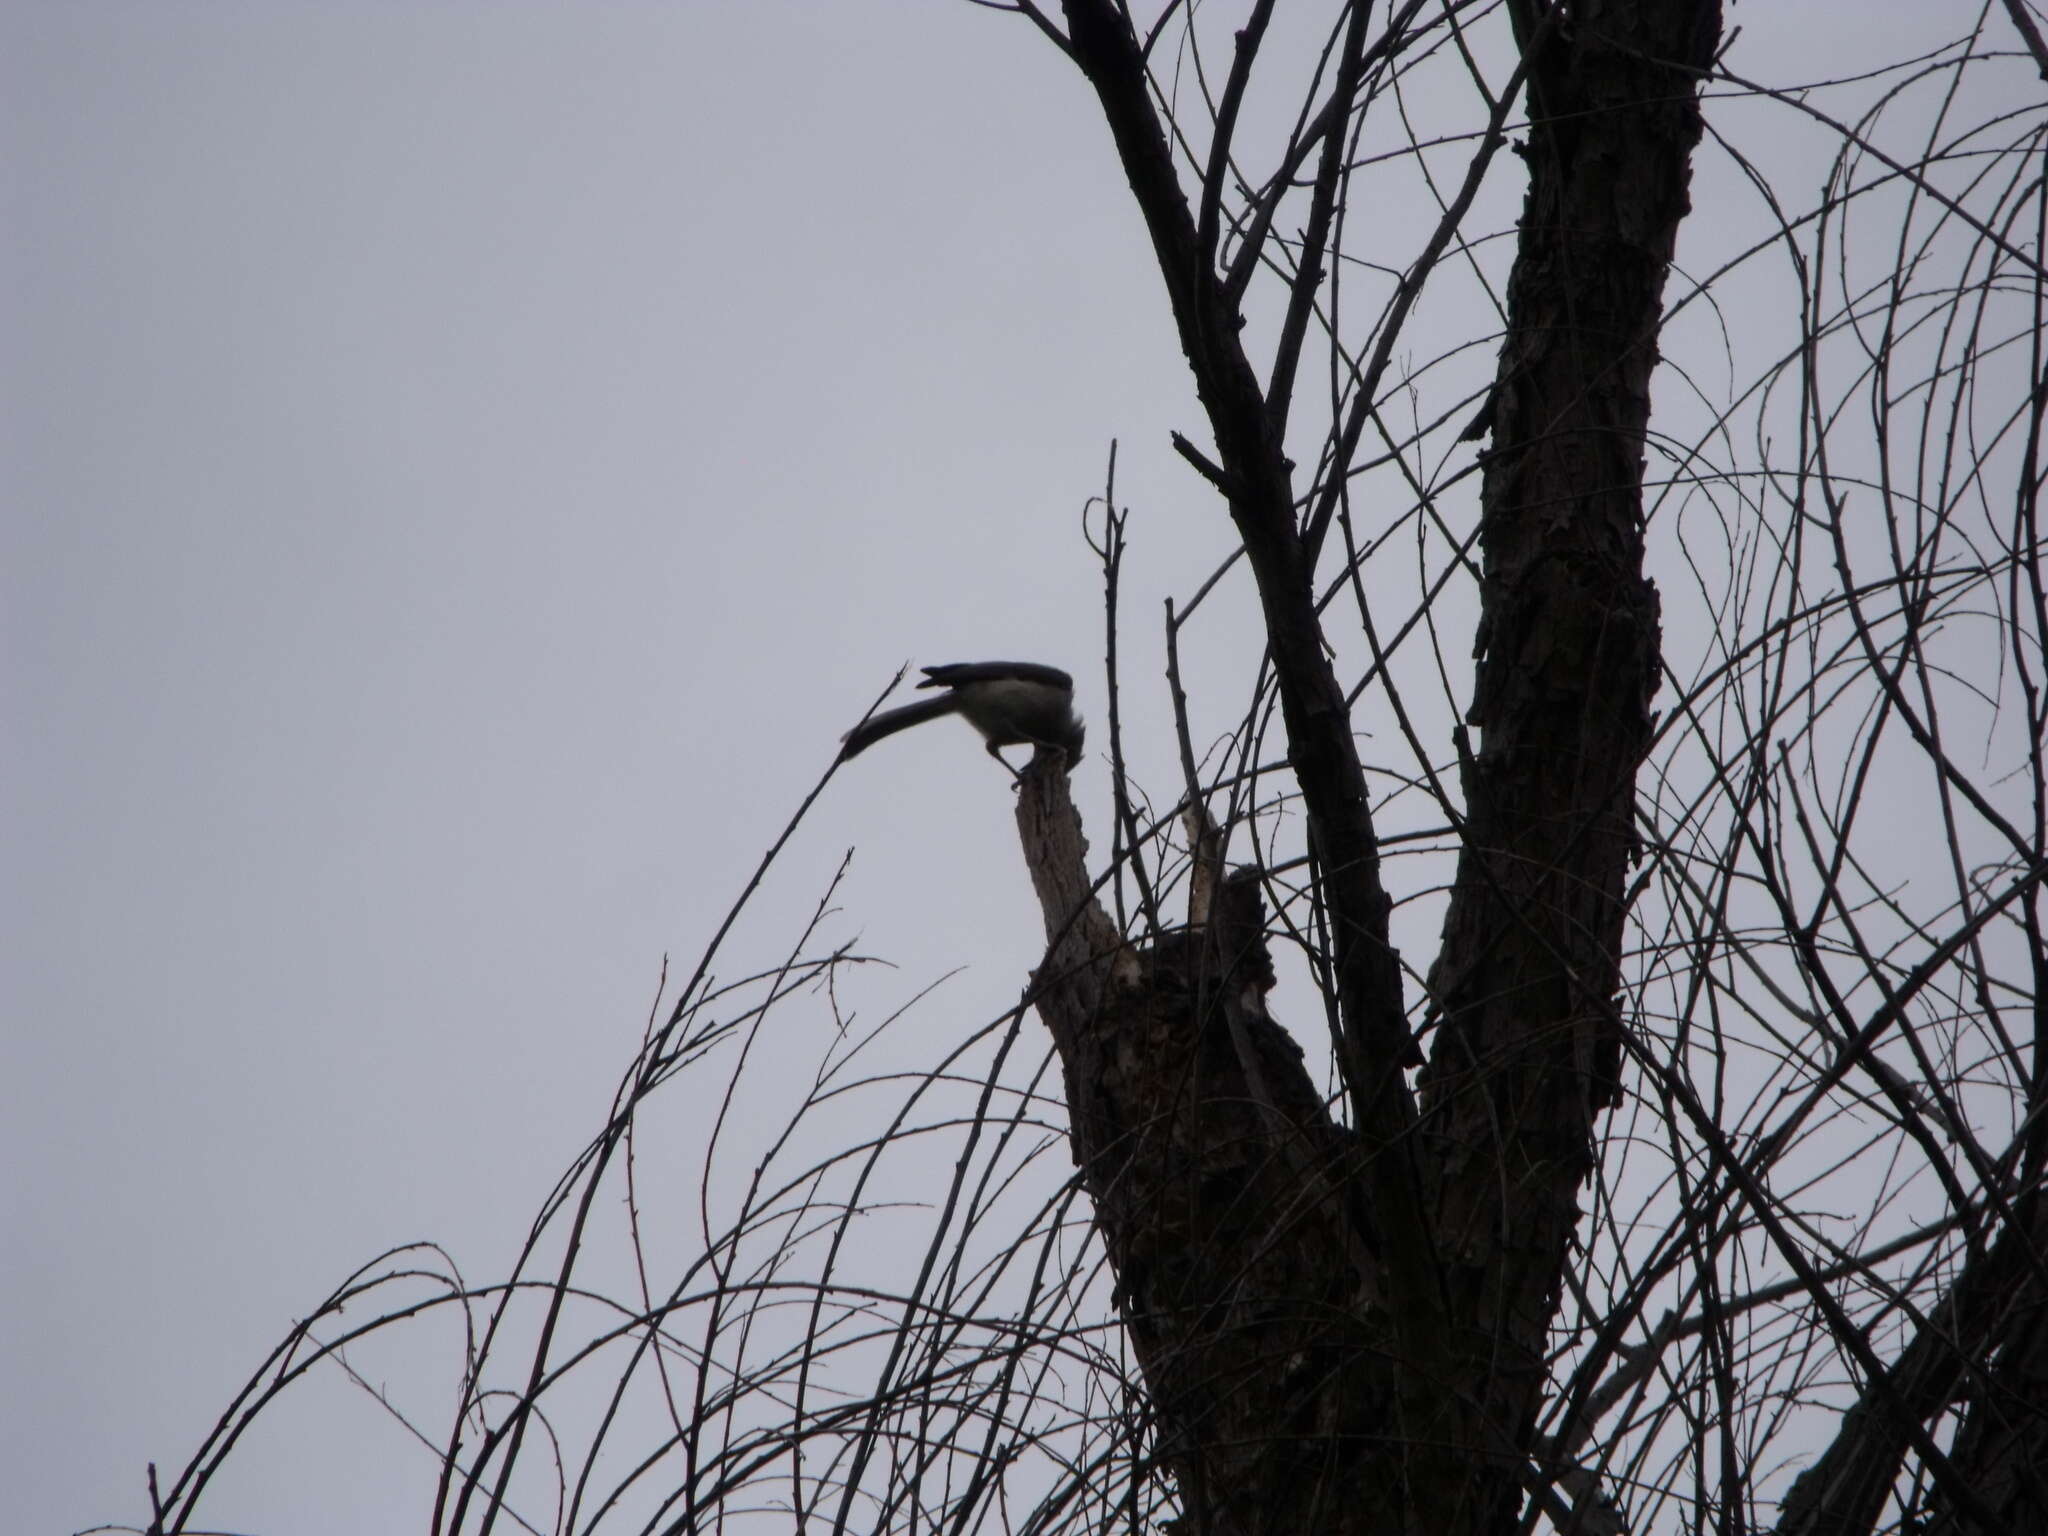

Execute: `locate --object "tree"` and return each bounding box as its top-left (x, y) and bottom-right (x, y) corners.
top-left (138, 4), bottom-right (2046, 1534)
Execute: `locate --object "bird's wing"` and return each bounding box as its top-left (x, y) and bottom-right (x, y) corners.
top-left (917, 661), bottom-right (1074, 691)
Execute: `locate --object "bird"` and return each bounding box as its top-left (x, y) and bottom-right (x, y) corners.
top-left (840, 662), bottom-right (1085, 772)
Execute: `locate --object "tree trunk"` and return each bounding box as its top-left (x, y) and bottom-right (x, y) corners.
top-left (1030, 2), bottom-right (1723, 1531)
top-left (1416, 0), bottom-right (1718, 1526)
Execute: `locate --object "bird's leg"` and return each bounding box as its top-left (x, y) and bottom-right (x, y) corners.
top-left (985, 740), bottom-right (1025, 784)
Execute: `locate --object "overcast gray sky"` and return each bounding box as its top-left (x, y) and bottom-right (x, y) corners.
top-left (5, 6), bottom-right (1207, 1529)
top-left (4, 3), bottom-right (2014, 1532)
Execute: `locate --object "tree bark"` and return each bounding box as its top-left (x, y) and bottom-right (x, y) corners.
top-left (1416, 0), bottom-right (1718, 1525)
top-left (1784, 1188), bottom-right (2048, 1536)
top-left (1018, 757), bottom-right (1398, 1536)
top-left (1031, 1), bottom-right (1722, 1530)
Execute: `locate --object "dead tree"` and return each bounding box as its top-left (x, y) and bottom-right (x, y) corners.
top-left (135, 7), bottom-right (2047, 1535)
top-left (1006, 1), bottom-right (1716, 1530)
top-left (994, 2), bottom-right (2045, 1533)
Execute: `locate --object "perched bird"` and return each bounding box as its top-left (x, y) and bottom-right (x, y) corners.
top-left (840, 662), bottom-right (1084, 771)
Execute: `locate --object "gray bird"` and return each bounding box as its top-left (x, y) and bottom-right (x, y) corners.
top-left (840, 662), bottom-right (1084, 770)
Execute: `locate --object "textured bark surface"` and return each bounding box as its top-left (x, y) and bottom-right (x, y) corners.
top-left (1928, 1206), bottom-right (2048, 1536)
top-left (1413, 2), bottom-right (1717, 1526)
top-left (1054, 12), bottom-right (1449, 1483)
top-left (1787, 1187), bottom-right (2048, 1536)
top-left (1017, 761), bottom-right (1397, 1536)
top-left (1031, 2), bottom-right (1720, 1531)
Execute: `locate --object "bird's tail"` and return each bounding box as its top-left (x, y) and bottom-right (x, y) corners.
top-left (838, 695), bottom-right (961, 759)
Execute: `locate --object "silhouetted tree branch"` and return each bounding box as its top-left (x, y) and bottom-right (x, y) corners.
top-left (122, 7), bottom-right (2047, 1535)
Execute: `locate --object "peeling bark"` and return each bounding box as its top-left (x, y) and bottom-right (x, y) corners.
top-left (1032, 1), bottom-right (1720, 1529)
top-left (1416, 2), bottom-right (1718, 1525)
top-left (1017, 757), bottom-right (1397, 1536)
